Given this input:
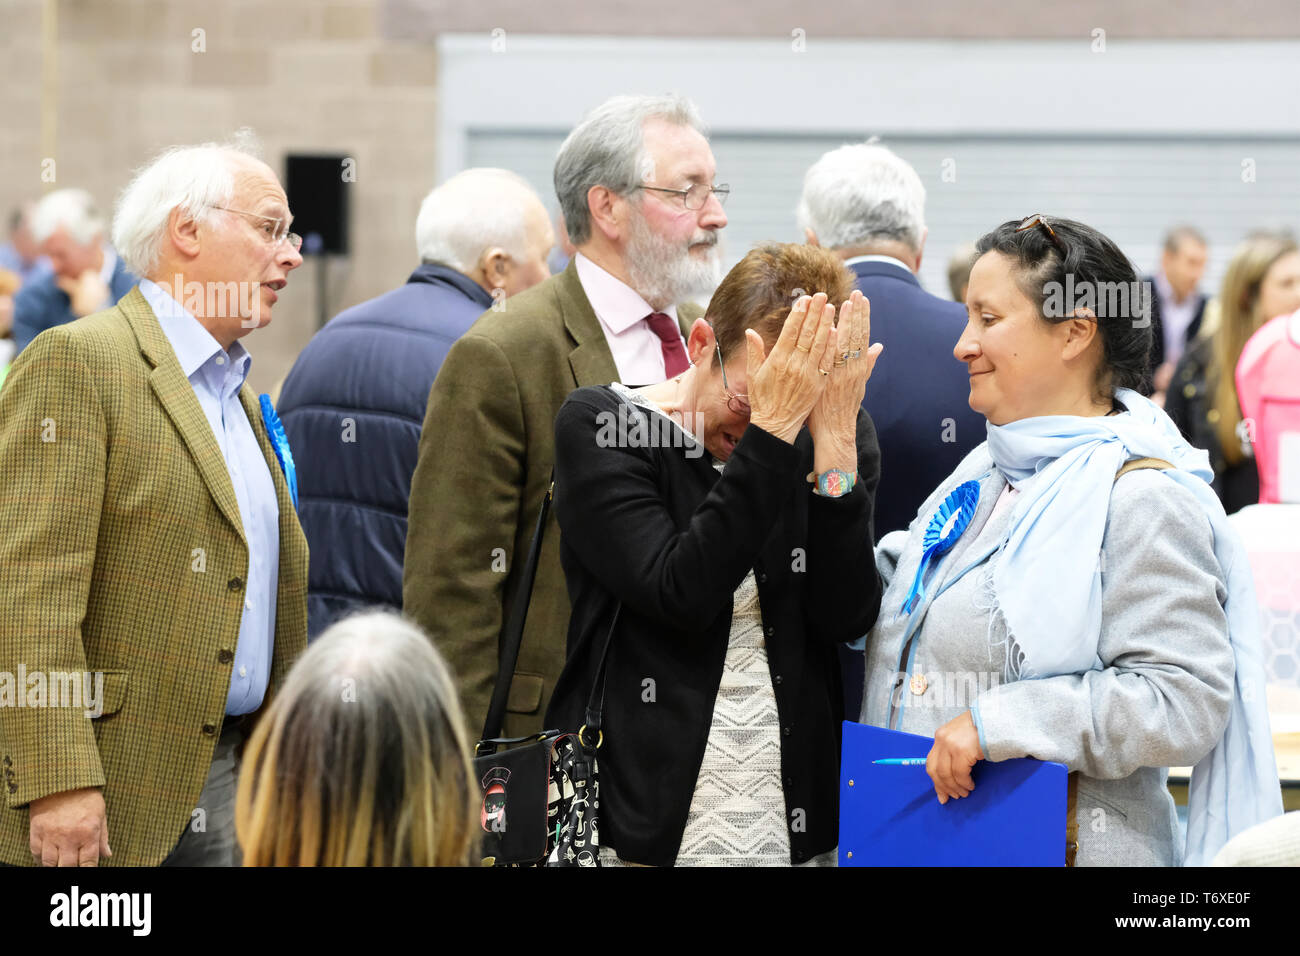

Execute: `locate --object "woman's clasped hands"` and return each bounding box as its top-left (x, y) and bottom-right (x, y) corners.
top-left (744, 290), bottom-right (883, 447)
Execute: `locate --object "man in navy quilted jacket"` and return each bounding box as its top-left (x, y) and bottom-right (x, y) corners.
top-left (277, 169), bottom-right (554, 636)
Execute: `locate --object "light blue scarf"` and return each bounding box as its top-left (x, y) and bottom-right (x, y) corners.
top-left (985, 387), bottom-right (1281, 866)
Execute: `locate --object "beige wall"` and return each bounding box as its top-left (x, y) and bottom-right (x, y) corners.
top-left (2, 0), bottom-right (438, 392)
top-left (3, 0), bottom-right (1295, 389)
top-left (384, 0), bottom-right (1300, 38)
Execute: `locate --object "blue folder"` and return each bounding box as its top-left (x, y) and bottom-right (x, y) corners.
top-left (839, 721), bottom-right (1068, 866)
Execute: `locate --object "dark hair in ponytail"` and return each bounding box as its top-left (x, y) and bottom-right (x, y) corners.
top-left (974, 218), bottom-right (1153, 398)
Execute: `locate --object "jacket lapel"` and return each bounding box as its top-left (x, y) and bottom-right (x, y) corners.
top-left (122, 287), bottom-right (247, 544)
top-left (557, 258), bottom-right (621, 388)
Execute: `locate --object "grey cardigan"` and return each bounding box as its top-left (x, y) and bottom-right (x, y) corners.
top-left (860, 443), bottom-right (1234, 866)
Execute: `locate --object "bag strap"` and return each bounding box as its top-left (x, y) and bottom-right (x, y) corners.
top-left (1063, 456), bottom-right (1175, 863)
top-left (1066, 772), bottom-right (1080, 867)
top-left (480, 475), bottom-right (555, 747)
top-left (1114, 456), bottom-right (1174, 480)
top-left (579, 604), bottom-right (622, 750)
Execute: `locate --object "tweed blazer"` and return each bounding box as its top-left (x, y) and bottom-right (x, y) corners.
top-left (0, 287), bottom-right (309, 867)
top-left (403, 258), bottom-right (702, 740)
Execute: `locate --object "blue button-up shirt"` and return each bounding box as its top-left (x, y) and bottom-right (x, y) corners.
top-left (140, 278), bottom-right (280, 715)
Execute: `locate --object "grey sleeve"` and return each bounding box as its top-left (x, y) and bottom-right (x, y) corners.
top-left (973, 471), bottom-right (1235, 778)
top-left (875, 529), bottom-right (909, 590)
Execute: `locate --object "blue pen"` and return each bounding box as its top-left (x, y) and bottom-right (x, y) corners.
top-left (872, 758), bottom-right (927, 766)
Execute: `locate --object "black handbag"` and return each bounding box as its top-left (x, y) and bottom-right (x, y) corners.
top-left (474, 476), bottom-right (619, 867)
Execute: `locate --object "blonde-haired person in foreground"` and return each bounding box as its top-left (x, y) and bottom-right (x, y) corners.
top-left (236, 612), bottom-right (479, 866)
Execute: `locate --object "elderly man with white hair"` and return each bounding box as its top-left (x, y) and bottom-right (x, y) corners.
top-left (0, 136), bottom-right (308, 866)
top-left (11, 188), bottom-right (137, 352)
top-left (799, 141), bottom-right (985, 718)
top-left (276, 167), bottom-right (554, 637)
top-left (404, 93), bottom-right (727, 740)
top-left (799, 141), bottom-right (984, 541)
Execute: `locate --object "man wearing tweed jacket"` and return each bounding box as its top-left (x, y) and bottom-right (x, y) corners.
top-left (403, 94), bottom-right (725, 739)
top-left (0, 138), bottom-right (308, 866)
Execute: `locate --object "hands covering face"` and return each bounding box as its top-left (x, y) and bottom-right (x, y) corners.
top-left (744, 290), bottom-right (882, 447)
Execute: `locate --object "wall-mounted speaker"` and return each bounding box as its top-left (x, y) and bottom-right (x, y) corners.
top-left (285, 154), bottom-right (350, 256)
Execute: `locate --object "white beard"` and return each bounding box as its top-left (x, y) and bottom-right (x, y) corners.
top-left (623, 208), bottom-right (723, 311)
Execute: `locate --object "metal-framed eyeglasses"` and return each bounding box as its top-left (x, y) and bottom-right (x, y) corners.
top-left (716, 342), bottom-right (750, 415)
top-left (212, 205), bottom-right (303, 252)
top-left (638, 182), bottom-right (730, 210)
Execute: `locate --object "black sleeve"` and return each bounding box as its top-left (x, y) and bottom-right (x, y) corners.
top-left (552, 394), bottom-right (805, 632)
top-left (801, 406), bottom-right (883, 644)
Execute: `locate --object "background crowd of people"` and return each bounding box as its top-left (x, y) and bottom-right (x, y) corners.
top-left (0, 86), bottom-right (1296, 868)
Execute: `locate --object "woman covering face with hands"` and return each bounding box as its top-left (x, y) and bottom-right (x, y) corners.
top-left (545, 243), bottom-right (883, 867)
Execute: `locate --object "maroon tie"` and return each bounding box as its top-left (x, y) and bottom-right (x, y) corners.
top-left (644, 311), bottom-right (690, 378)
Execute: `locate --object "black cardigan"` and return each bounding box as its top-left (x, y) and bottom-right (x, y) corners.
top-left (544, 385), bottom-right (883, 866)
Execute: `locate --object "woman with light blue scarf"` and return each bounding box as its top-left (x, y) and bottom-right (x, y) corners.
top-left (859, 216), bottom-right (1281, 866)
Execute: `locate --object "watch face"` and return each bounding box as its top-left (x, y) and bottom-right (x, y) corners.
top-left (820, 469), bottom-right (850, 497)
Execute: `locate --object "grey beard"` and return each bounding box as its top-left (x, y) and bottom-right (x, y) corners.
top-left (624, 212), bottom-right (723, 311)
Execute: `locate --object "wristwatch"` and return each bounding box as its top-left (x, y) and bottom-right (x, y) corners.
top-left (807, 467), bottom-right (857, 498)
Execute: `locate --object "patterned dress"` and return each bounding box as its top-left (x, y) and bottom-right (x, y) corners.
top-left (599, 385), bottom-right (835, 867)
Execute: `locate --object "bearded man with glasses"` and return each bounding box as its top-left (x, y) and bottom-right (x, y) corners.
top-left (405, 93), bottom-right (728, 741)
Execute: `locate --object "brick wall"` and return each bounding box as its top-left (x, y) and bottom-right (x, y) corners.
top-left (1, 0), bottom-right (439, 392)
top-left (3, 0), bottom-right (1294, 388)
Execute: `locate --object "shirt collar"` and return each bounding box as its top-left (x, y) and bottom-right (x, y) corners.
top-left (843, 253), bottom-right (914, 273)
top-left (138, 277), bottom-right (252, 385)
top-left (574, 251), bottom-right (677, 334)
top-left (1153, 269), bottom-right (1193, 307)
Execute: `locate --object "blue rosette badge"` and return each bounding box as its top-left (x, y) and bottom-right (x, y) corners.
top-left (259, 394), bottom-right (299, 511)
top-left (899, 479), bottom-right (980, 616)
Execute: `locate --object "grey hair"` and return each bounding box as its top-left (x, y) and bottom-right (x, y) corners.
top-left (796, 142), bottom-right (927, 252)
top-left (280, 611), bottom-right (468, 741)
top-left (111, 129), bottom-right (265, 278)
top-left (30, 189), bottom-right (105, 246)
top-left (553, 93), bottom-right (705, 246)
top-left (236, 609), bottom-right (478, 866)
top-left (416, 168), bottom-right (545, 272)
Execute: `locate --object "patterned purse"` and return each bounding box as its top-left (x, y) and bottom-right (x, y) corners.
top-left (474, 478), bottom-right (619, 867)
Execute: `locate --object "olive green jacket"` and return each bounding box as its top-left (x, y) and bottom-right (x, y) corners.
top-left (403, 258), bottom-right (701, 739)
top-left (0, 288), bottom-right (309, 866)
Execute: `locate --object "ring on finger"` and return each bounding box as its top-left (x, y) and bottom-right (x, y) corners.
top-left (818, 367), bottom-right (828, 376)
top-left (795, 345), bottom-right (811, 353)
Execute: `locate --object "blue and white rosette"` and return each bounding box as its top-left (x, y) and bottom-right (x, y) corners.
top-left (899, 479), bottom-right (980, 616)
top-left (259, 393), bottom-right (299, 511)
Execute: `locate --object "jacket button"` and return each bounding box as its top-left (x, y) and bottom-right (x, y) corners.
top-left (782, 726), bottom-right (791, 737)
top-left (202, 723), bottom-right (217, 736)
top-left (218, 649), bottom-right (234, 664)
top-left (765, 625), bottom-right (774, 637)
top-left (784, 775), bottom-right (793, 787)
top-left (228, 577), bottom-right (243, 591)
top-left (795, 849), bottom-right (806, 862)
top-left (774, 674), bottom-right (783, 685)
top-left (758, 573), bottom-right (768, 584)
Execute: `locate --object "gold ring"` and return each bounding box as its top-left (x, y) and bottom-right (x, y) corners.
top-left (795, 345), bottom-right (811, 353)
top-left (833, 359), bottom-right (847, 368)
